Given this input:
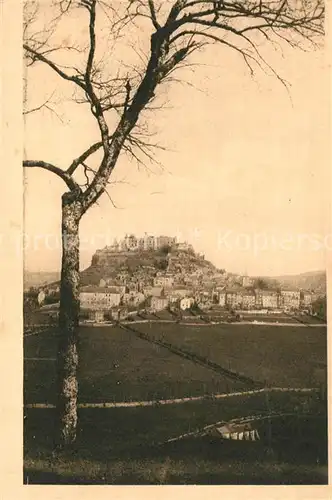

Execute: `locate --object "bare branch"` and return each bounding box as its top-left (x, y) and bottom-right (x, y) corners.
top-left (67, 140), bottom-right (104, 175)
top-left (80, 0), bottom-right (110, 153)
top-left (23, 89), bottom-right (65, 121)
top-left (83, 0), bottom-right (97, 81)
top-left (25, 0), bottom-right (324, 215)
top-left (23, 160), bottom-right (80, 191)
top-left (57, 0), bottom-right (74, 14)
top-left (103, 187), bottom-right (121, 209)
top-left (148, 0), bottom-right (160, 29)
top-left (23, 44), bottom-right (86, 89)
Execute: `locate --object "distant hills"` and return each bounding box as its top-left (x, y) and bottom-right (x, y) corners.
top-left (260, 270), bottom-right (326, 295)
top-left (24, 271), bottom-right (60, 290)
top-left (24, 253), bottom-right (326, 296)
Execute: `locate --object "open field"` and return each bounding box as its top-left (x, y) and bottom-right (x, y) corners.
top-left (24, 322), bottom-right (327, 484)
top-left (24, 392), bottom-right (327, 484)
top-left (24, 326), bottom-right (248, 404)
top-left (132, 322), bottom-right (327, 388)
top-left (25, 322), bottom-right (327, 404)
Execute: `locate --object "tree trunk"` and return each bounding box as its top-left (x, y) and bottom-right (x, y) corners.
top-left (56, 191), bottom-right (82, 448)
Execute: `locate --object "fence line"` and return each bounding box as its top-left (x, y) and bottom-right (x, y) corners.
top-left (25, 386), bottom-right (318, 409)
top-left (120, 322), bottom-right (261, 388)
top-left (24, 320), bottom-right (326, 332)
top-left (118, 320), bottom-right (325, 327)
top-left (24, 329), bottom-right (50, 337)
top-left (24, 326), bottom-right (55, 337)
top-left (24, 357), bottom-right (56, 361)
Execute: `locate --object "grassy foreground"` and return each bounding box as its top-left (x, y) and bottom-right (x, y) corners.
top-left (24, 451), bottom-right (328, 485)
top-left (24, 391), bottom-right (327, 485)
top-left (24, 323), bottom-right (327, 484)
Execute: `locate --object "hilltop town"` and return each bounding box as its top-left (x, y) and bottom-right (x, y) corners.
top-left (29, 233), bottom-right (325, 324)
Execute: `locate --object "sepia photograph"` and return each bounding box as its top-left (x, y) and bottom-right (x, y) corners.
top-left (21, 0), bottom-right (328, 486)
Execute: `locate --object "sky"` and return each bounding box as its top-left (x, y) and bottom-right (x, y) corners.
top-left (23, 3), bottom-right (330, 277)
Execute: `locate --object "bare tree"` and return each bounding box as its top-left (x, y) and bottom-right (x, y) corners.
top-left (23, 0), bottom-right (324, 447)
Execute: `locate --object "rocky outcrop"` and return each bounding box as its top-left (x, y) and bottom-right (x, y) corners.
top-left (80, 246), bottom-right (223, 287)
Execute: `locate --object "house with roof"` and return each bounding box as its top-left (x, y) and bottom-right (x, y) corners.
top-left (153, 274), bottom-right (174, 288)
top-left (180, 297), bottom-right (195, 311)
top-left (215, 422), bottom-right (260, 441)
top-left (280, 289), bottom-right (300, 310)
top-left (150, 296), bottom-right (169, 312)
top-left (80, 286), bottom-right (121, 310)
top-left (218, 291), bottom-right (226, 307)
top-left (164, 286), bottom-right (192, 299)
top-left (259, 290), bottom-right (279, 309)
top-left (301, 291), bottom-right (314, 308)
top-left (241, 289), bottom-right (256, 309)
top-left (225, 288), bottom-right (243, 309)
top-left (143, 286), bottom-right (164, 298)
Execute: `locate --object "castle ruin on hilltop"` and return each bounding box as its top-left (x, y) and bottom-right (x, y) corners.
top-left (100, 233), bottom-right (194, 253)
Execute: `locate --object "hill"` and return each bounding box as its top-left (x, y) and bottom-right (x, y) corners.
top-left (271, 270), bottom-right (326, 294)
top-left (24, 254), bottom-right (326, 296)
top-left (80, 245), bottom-right (219, 286)
top-left (24, 271), bottom-right (60, 290)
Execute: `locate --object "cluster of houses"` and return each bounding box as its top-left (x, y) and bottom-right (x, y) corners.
top-left (35, 235), bottom-right (320, 323)
top-left (79, 281), bottom-right (196, 321)
top-left (78, 274), bottom-right (318, 322)
top-left (218, 288), bottom-right (316, 311)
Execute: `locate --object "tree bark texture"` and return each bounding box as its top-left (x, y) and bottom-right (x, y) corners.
top-left (56, 191), bottom-right (83, 447)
